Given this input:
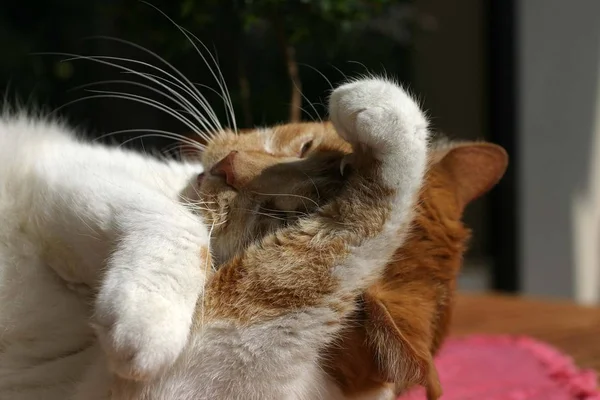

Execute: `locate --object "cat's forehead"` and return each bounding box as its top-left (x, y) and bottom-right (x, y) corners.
top-left (204, 122), bottom-right (348, 165)
top-left (254, 122), bottom-right (328, 154)
top-left (264, 122), bottom-right (350, 154)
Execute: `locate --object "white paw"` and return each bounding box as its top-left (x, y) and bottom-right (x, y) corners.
top-left (329, 78), bottom-right (429, 158)
top-left (93, 281), bottom-right (193, 380)
top-left (93, 242), bottom-right (210, 381)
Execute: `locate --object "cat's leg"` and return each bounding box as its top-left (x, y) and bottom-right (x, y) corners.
top-left (91, 182), bottom-right (211, 381)
top-left (53, 172), bottom-right (210, 382)
top-left (0, 120), bottom-right (210, 380)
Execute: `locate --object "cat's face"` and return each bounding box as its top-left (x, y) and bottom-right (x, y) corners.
top-left (192, 122), bottom-right (352, 264)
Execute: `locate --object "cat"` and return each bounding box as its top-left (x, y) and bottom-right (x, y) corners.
top-left (0, 77), bottom-right (430, 399)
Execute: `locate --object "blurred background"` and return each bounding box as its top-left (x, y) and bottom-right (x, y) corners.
top-left (2, 0), bottom-right (598, 303)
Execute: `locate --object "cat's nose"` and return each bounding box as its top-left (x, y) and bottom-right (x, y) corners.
top-left (210, 151), bottom-right (238, 187)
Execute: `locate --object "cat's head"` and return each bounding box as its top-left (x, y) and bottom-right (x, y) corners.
top-left (188, 122), bottom-right (351, 264)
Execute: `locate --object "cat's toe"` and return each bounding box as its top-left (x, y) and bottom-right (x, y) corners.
top-left (329, 77), bottom-right (428, 155)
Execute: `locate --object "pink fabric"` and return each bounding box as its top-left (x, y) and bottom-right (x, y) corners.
top-left (398, 335), bottom-right (600, 400)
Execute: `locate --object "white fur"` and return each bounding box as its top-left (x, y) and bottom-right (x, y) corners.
top-left (0, 115), bottom-right (209, 398)
top-left (0, 78), bottom-right (429, 399)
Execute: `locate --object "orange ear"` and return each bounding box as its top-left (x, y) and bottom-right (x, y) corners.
top-left (437, 142), bottom-right (508, 210)
top-left (363, 293), bottom-right (442, 400)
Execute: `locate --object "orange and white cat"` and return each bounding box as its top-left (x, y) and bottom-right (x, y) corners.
top-left (0, 78), bottom-right (431, 399)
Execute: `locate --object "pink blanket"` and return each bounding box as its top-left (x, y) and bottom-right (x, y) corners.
top-left (398, 336), bottom-right (599, 400)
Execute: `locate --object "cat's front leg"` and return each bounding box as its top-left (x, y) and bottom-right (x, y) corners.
top-left (93, 194), bottom-right (212, 381)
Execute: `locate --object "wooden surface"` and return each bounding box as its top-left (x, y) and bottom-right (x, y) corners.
top-left (450, 293), bottom-right (600, 373)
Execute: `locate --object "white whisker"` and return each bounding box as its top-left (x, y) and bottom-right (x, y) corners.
top-left (57, 90), bottom-right (203, 135)
top-left (299, 63), bottom-right (334, 90)
top-left (232, 208), bottom-right (290, 222)
top-left (80, 36), bottom-right (223, 130)
top-left (76, 78), bottom-right (215, 142)
top-left (139, 2), bottom-right (237, 134)
top-left (53, 53), bottom-right (220, 136)
top-left (329, 63), bottom-right (348, 80)
top-left (250, 191), bottom-right (320, 209)
top-left (291, 72), bottom-right (322, 122)
top-left (93, 129), bottom-right (204, 151)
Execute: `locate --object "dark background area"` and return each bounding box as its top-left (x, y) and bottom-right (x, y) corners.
top-left (0, 0), bottom-right (517, 292)
top-left (1, 1), bottom-right (413, 141)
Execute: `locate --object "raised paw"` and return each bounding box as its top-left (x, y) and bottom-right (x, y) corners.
top-left (329, 78), bottom-right (429, 157)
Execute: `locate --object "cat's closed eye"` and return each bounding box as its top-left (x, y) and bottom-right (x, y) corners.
top-left (299, 140), bottom-right (313, 158)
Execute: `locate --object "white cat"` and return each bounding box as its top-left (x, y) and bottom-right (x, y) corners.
top-left (0, 78), bottom-right (429, 399)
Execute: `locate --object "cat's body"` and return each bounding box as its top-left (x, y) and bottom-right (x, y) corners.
top-left (0, 79), bottom-right (435, 399)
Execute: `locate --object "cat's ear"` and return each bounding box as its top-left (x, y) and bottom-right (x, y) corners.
top-left (363, 293), bottom-right (442, 400)
top-left (435, 142), bottom-right (508, 210)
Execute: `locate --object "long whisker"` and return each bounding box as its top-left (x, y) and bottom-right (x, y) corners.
top-left (74, 79), bottom-right (214, 143)
top-left (93, 129), bottom-right (204, 151)
top-left (55, 90), bottom-right (203, 134)
top-left (38, 53), bottom-right (218, 134)
top-left (290, 76), bottom-right (322, 122)
top-left (231, 208), bottom-right (290, 222)
top-left (163, 141), bottom-right (205, 158)
top-left (249, 191), bottom-right (320, 209)
top-left (329, 64), bottom-right (348, 81)
top-left (298, 106), bottom-right (319, 122)
top-left (116, 133), bottom-right (203, 149)
top-left (140, 2), bottom-right (237, 134)
top-left (347, 60), bottom-right (370, 74)
top-left (50, 53), bottom-right (220, 136)
top-left (300, 171), bottom-right (321, 201)
top-left (299, 63), bottom-right (334, 90)
top-left (258, 206), bottom-right (310, 217)
top-left (179, 27), bottom-right (237, 134)
top-left (122, 71), bottom-right (231, 112)
top-left (79, 35), bottom-right (223, 130)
